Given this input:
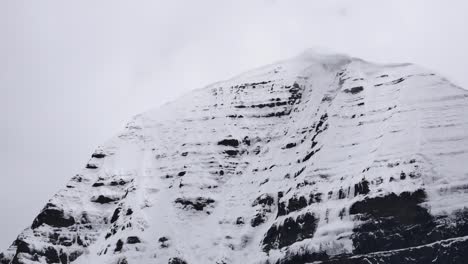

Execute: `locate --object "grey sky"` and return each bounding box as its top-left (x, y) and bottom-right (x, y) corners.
top-left (1, 0), bottom-right (467, 249)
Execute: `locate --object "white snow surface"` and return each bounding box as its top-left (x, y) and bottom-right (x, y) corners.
top-left (2, 50), bottom-right (468, 264)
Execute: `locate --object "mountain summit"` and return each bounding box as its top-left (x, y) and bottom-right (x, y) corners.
top-left (2, 51), bottom-right (468, 264)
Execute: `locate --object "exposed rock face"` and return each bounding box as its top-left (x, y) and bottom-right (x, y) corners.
top-left (2, 50), bottom-right (468, 264)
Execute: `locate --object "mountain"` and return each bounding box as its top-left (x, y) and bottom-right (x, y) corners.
top-left (2, 50), bottom-right (468, 264)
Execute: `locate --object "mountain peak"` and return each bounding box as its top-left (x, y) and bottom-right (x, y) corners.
top-left (2, 52), bottom-right (468, 264)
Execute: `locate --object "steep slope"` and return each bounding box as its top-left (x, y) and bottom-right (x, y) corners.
top-left (2, 50), bottom-right (468, 264)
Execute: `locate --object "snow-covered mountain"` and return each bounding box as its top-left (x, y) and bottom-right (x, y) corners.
top-left (2, 50), bottom-right (468, 264)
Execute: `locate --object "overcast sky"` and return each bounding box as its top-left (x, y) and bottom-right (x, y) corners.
top-left (1, 0), bottom-right (468, 249)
